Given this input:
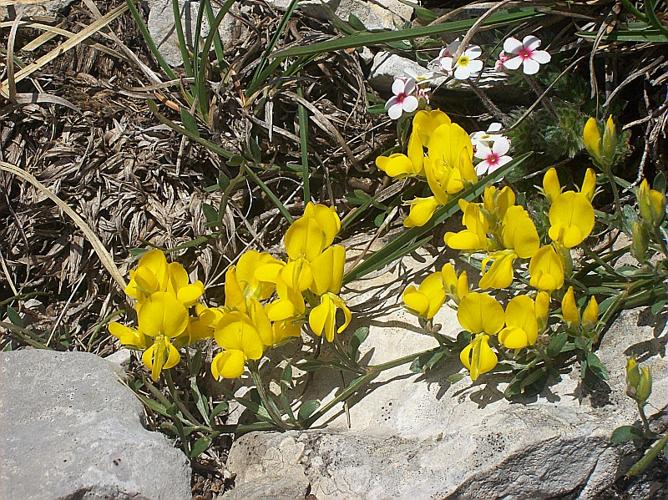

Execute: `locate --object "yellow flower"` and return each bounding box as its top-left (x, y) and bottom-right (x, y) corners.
top-left (638, 179), bottom-right (666, 227)
top-left (403, 271), bottom-right (446, 319)
top-left (542, 167), bottom-right (562, 203)
top-left (626, 357), bottom-right (652, 404)
top-left (529, 245), bottom-right (564, 292)
top-left (441, 263), bottom-right (468, 303)
top-left (479, 251), bottom-right (517, 290)
top-left (182, 305), bottom-right (222, 344)
top-left (124, 249), bottom-right (205, 308)
top-left (309, 245), bottom-right (346, 296)
top-left (444, 200), bottom-right (491, 251)
top-left (138, 292), bottom-right (189, 381)
top-left (457, 292), bottom-right (504, 335)
top-left (460, 334), bottom-right (497, 381)
top-left (424, 123), bottom-right (477, 204)
top-left (498, 295), bottom-right (539, 349)
top-left (309, 293), bottom-right (352, 342)
top-left (211, 311), bottom-right (264, 379)
top-left (284, 202), bottom-right (341, 261)
top-left (108, 322), bottom-right (149, 350)
top-left (404, 196), bottom-right (440, 228)
top-left (548, 192), bottom-right (595, 248)
top-left (561, 286), bottom-right (580, 327)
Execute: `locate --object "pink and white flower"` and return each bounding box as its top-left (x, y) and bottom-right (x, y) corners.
top-left (502, 36), bottom-right (551, 75)
top-left (437, 42), bottom-right (484, 80)
top-left (470, 122), bottom-right (504, 151)
top-left (385, 77), bottom-right (419, 120)
top-left (474, 136), bottom-right (512, 175)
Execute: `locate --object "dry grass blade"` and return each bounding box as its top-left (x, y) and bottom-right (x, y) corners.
top-left (0, 161), bottom-right (127, 291)
top-left (0, 3), bottom-right (128, 97)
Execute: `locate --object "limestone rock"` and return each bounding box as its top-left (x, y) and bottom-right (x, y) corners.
top-left (0, 349), bottom-right (192, 500)
top-left (336, 0), bottom-right (413, 31)
top-left (147, 0), bottom-right (238, 67)
top-left (224, 250), bottom-right (667, 498)
top-left (265, 0), bottom-right (340, 20)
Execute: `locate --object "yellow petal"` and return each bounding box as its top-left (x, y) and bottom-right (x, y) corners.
top-left (248, 298), bottom-right (274, 346)
top-left (535, 291), bottom-right (550, 331)
top-left (403, 285), bottom-right (430, 318)
top-left (407, 130), bottom-right (424, 175)
top-left (304, 202), bottom-right (341, 246)
top-left (211, 350), bottom-right (246, 379)
top-left (457, 292), bottom-right (504, 335)
top-left (310, 245), bottom-right (345, 295)
top-left (284, 215), bottom-right (326, 261)
top-left (413, 109), bottom-right (451, 145)
top-left (498, 326), bottom-right (531, 349)
top-left (137, 292), bottom-right (189, 338)
top-left (331, 294), bottom-right (352, 334)
top-left (177, 281), bottom-right (205, 307)
top-left (109, 322), bottom-right (148, 349)
top-left (460, 334), bottom-right (497, 381)
top-left (581, 168), bottom-right (597, 201)
top-left (224, 267), bottom-right (245, 311)
top-left (501, 206), bottom-right (540, 258)
top-left (542, 167), bottom-right (562, 203)
top-left (502, 295), bottom-right (538, 347)
top-left (404, 196), bottom-right (440, 228)
top-left (602, 115), bottom-right (617, 161)
top-left (309, 295), bottom-right (336, 341)
top-left (375, 153), bottom-right (417, 178)
top-left (214, 312), bottom-right (264, 359)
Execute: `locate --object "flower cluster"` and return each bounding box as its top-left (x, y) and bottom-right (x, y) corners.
top-left (375, 109), bottom-right (478, 227)
top-left (402, 165), bottom-right (600, 380)
top-left (470, 122), bottom-right (512, 176)
top-left (109, 250), bottom-right (209, 381)
top-left (110, 203), bottom-right (351, 382)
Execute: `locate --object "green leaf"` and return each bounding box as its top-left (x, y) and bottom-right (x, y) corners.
top-left (6, 306), bottom-right (24, 327)
top-left (349, 326), bottom-right (369, 361)
top-left (611, 425), bottom-right (644, 444)
top-left (297, 399), bottom-right (321, 421)
top-left (271, 8), bottom-right (542, 59)
top-left (586, 352), bottom-right (609, 380)
top-left (650, 300), bottom-right (666, 316)
top-left (202, 203), bottom-right (219, 224)
top-left (189, 435), bottom-right (212, 458)
top-left (347, 14), bottom-right (367, 32)
top-left (654, 171), bottom-right (666, 194)
top-left (210, 400), bottom-right (229, 418)
top-left (447, 373), bottom-right (466, 384)
top-left (281, 363), bottom-right (293, 385)
top-left (546, 331), bottom-right (568, 358)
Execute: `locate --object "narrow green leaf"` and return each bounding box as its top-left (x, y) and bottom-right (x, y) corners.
top-left (202, 203), bottom-right (219, 224)
top-left (447, 373), bottom-right (466, 384)
top-left (6, 305), bottom-right (24, 327)
top-left (241, 164), bottom-right (293, 223)
top-left (211, 400), bottom-right (229, 418)
top-left (349, 326), bottom-right (369, 360)
top-left (179, 107), bottom-right (200, 137)
top-left (586, 352), bottom-right (609, 380)
top-left (271, 8), bottom-right (542, 59)
top-left (296, 85), bottom-right (310, 202)
top-left (546, 331), bottom-right (568, 358)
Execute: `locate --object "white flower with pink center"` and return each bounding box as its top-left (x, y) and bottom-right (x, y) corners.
top-left (474, 136), bottom-right (512, 175)
top-left (385, 77), bottom-right (419, 120)
top-left (502, 36), bottom-right (551, 75)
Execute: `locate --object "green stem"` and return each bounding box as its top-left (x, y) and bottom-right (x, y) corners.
top-left (248, 362), bottom-right (289, 430)
top-left (602, 163), bottom-right (623, 222)
top-left (627, 433), bottom-right (668, 477)
top-left (165, 371), bottom-right (202, 426)
top-left (637, 401), bottom-right (651, 434)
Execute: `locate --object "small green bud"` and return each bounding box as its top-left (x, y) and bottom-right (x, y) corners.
top-left (636, 366), bottom-right (652, 404)
top-left (631, 221), bottom-right (649, 263)
top-left (626, 357), bottom-right (641, 399)
top-left (602, 116), bottom-right (617, 166)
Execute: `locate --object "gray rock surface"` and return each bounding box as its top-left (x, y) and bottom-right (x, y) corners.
top-left (224, 250), bottom-right (668, 499)
top-left (147, 0), bottom-right (238, 67)
top-left (0, 349), bottom-right (192, 500)
top-left (336, 0), bottom-right (412, 30)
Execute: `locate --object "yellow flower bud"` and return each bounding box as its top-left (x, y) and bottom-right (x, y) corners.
top-left (535, 291), bottom-right (550, 332)
top-left (602, 115), bottom-right (617, 163)
top-left (637, 179), bottom-right (666, 227)
top-left (636, 366), bottom-right (652, 404)
top-left (561, 286), bottom-right (580, 327)
top-left (626, 358), bottom-right (640, 390)
top-left (583, 117), bottom-right (602, 163)
top-left (582, 296), bottom-right (598, 331)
